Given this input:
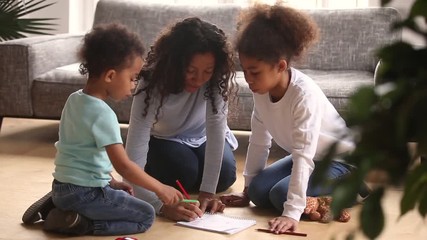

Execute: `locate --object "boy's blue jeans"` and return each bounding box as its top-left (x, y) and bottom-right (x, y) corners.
top-left (247, 155), bottom-right (352, 212)
top-left (51, 180), bottom-right (155, 236)
top-left (145, 136), bottom-right (236, 193)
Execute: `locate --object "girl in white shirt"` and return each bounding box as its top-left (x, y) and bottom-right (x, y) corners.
top-left (220, 4), bottom-right (356, 234)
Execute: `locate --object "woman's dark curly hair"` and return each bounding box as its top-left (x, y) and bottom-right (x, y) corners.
top-left (236, 4), bottom-right (318, 66)
top-left (136, 17), bottom-right (235, 119)
top-left (78, 23), bottom-right (145, 78)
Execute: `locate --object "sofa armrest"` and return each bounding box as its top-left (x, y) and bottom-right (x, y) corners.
top-left (374, 60), bottom-right (383, 85)
top-left (0, 33), bottom-right (83, 117)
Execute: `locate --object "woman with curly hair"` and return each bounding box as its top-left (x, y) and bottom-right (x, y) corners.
top-left (125, 17), bottom-right (238, 221)
top-left (220, 4), bottom-right (357, 233)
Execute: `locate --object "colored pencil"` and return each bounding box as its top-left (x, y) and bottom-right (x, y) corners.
top-left (256, 228), bottom-right (307, 237)
top-left (175, 179), bottom-right (190, 199)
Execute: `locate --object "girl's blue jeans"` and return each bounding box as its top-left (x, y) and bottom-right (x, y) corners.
top-left (51, 180), bottom-right (155, 236)
top-left (145, 136), bottom-right (236, 193)
top-left (247, 155), bottom-right (352, 212)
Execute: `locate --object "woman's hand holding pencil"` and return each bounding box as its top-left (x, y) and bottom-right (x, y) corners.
top-left (175, 180), bottom-right (225, 214)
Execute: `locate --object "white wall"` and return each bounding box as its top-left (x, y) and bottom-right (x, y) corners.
top-left (26, 0), bottom-right (97, 35)
top-left (69, 0), bottom-right (98, 34)
top-left (25, 0), bottom-right (69, 34)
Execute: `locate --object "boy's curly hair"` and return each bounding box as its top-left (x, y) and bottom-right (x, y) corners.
top-left (78, 23), bottom-right (145, 78)
top-left (236, 4), bottom-right (318, 65)
top-left (136, 17), bottom-right (235, 119)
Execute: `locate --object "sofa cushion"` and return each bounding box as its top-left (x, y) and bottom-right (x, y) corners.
top-left (294, 8), bottom-right (401, 72)
top-left (31, 64), bottom-right (133, 122)
top-left (31, 66), bottom-right (374, 131)
top-left (301, 69), bottom-right (374, 113)
top-left (93, 0), bottom-right (241, 56)
top-left (32, 64), bottom-right (85, 118)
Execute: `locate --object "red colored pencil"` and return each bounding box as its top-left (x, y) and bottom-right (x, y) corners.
top-left (256, 228), bottom-right (307, 237)
top-left (175, 180), bottom-right (190, 199)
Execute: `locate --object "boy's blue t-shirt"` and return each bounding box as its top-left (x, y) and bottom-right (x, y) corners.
top-left (53, 89), bottom-right (123, 187)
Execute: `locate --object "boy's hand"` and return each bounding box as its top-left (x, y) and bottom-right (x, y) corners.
top-left (110, 178), bottom-right (134, 195)
top-left (157, 185), bottom-right (184, 205)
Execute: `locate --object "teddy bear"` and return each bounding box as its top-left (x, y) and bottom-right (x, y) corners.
top-left (303, 196), bottom-right (351, 223)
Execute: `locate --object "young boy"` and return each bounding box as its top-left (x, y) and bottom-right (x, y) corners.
top-left (23, 23), bottom-right (183, 236)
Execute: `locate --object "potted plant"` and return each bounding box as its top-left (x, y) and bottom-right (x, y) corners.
top-left (0, 0), bottom-right (56, 41)
top-left (313, 0), bottom-right (427, 239)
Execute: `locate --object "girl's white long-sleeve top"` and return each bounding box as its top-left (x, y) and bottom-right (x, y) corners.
top-left (244, 68), bottom-right (354, 221)
top-left (125, 83), bottom-right (237, 214)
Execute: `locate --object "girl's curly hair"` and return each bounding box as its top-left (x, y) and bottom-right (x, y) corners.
top-left (236, 4), bottom-right (318, 66)
top-left (78, 23), bottom-right (145, 78)
top-left (135, 17), bottom-right (235, 120)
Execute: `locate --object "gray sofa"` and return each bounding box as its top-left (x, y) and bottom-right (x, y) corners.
top-left (0, 0), bottom-right (401, 131)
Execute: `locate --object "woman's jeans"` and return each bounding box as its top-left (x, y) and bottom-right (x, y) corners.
top-left (51, 180), bottom-right (155, 236)
top-left (247, 155), bottom-right (352, 212)
top-left (145, 136), bottom-right (236, 193)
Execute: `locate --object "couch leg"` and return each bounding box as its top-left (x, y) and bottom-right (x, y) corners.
top-left (0, 117), bottom-right (3, 132)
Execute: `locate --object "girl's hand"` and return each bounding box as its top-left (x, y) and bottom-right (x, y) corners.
top-left (161, 201), bottom-right (203, 221)
top-left (268, 216), bottom-right (298, 234)
top-left (110, 178), bottom-right (134, 195)
top-left (198, 191), bottom-right (225, 213)
top-left (219, 192), bottom-right (250, 207)
top-left (157, 185), bottom-right (184, 205)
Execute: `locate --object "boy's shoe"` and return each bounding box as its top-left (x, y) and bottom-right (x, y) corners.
top-left (43, 208), bottom-right (93, 236)
top-left (22, 191), bottom-right (55, 224)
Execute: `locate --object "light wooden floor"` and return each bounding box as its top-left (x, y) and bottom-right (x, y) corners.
top-left (0, 117), bottom-right (426, 240)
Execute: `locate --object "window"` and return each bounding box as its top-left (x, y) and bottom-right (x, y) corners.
top-left (71, 0), bottom-right (371, 34)
top-left (143, 0), bottom-right (370, 8)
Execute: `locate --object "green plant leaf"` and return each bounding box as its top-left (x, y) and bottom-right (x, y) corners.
top-left (16, 0), bottom-right (56, 17)
top-left (380, 0), bottom-right (393, 6)
top-left (400, 163), bottom-right (427, 216)
top-left (345, 233), bottom-right (355, 240)
top-left (310, 142), bottom-right (336, 188)
top-left (331, 177), bottom-right (359, 213)
top-left (0, 0), bottom-right (57, 41)
top-left (409, 0), bottom-right (427, 18)
top-left (361, 188), bottom-right (385, 239)
top-left (418, 139), bottom-right (427, 158)
top-left (407, 89), bottom-right (427, 145)
top-left (0, 0), bottom-right (18, 12)
top-left (418, 183), bottom-right (427, 217)
top-left (346, 87), bottom-right (377, 124)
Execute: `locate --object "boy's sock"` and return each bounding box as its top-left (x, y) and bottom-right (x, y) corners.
top-left (22, 191), bottom-right (55, 224)
top-left (43, 208), bottom-right (93, 236)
